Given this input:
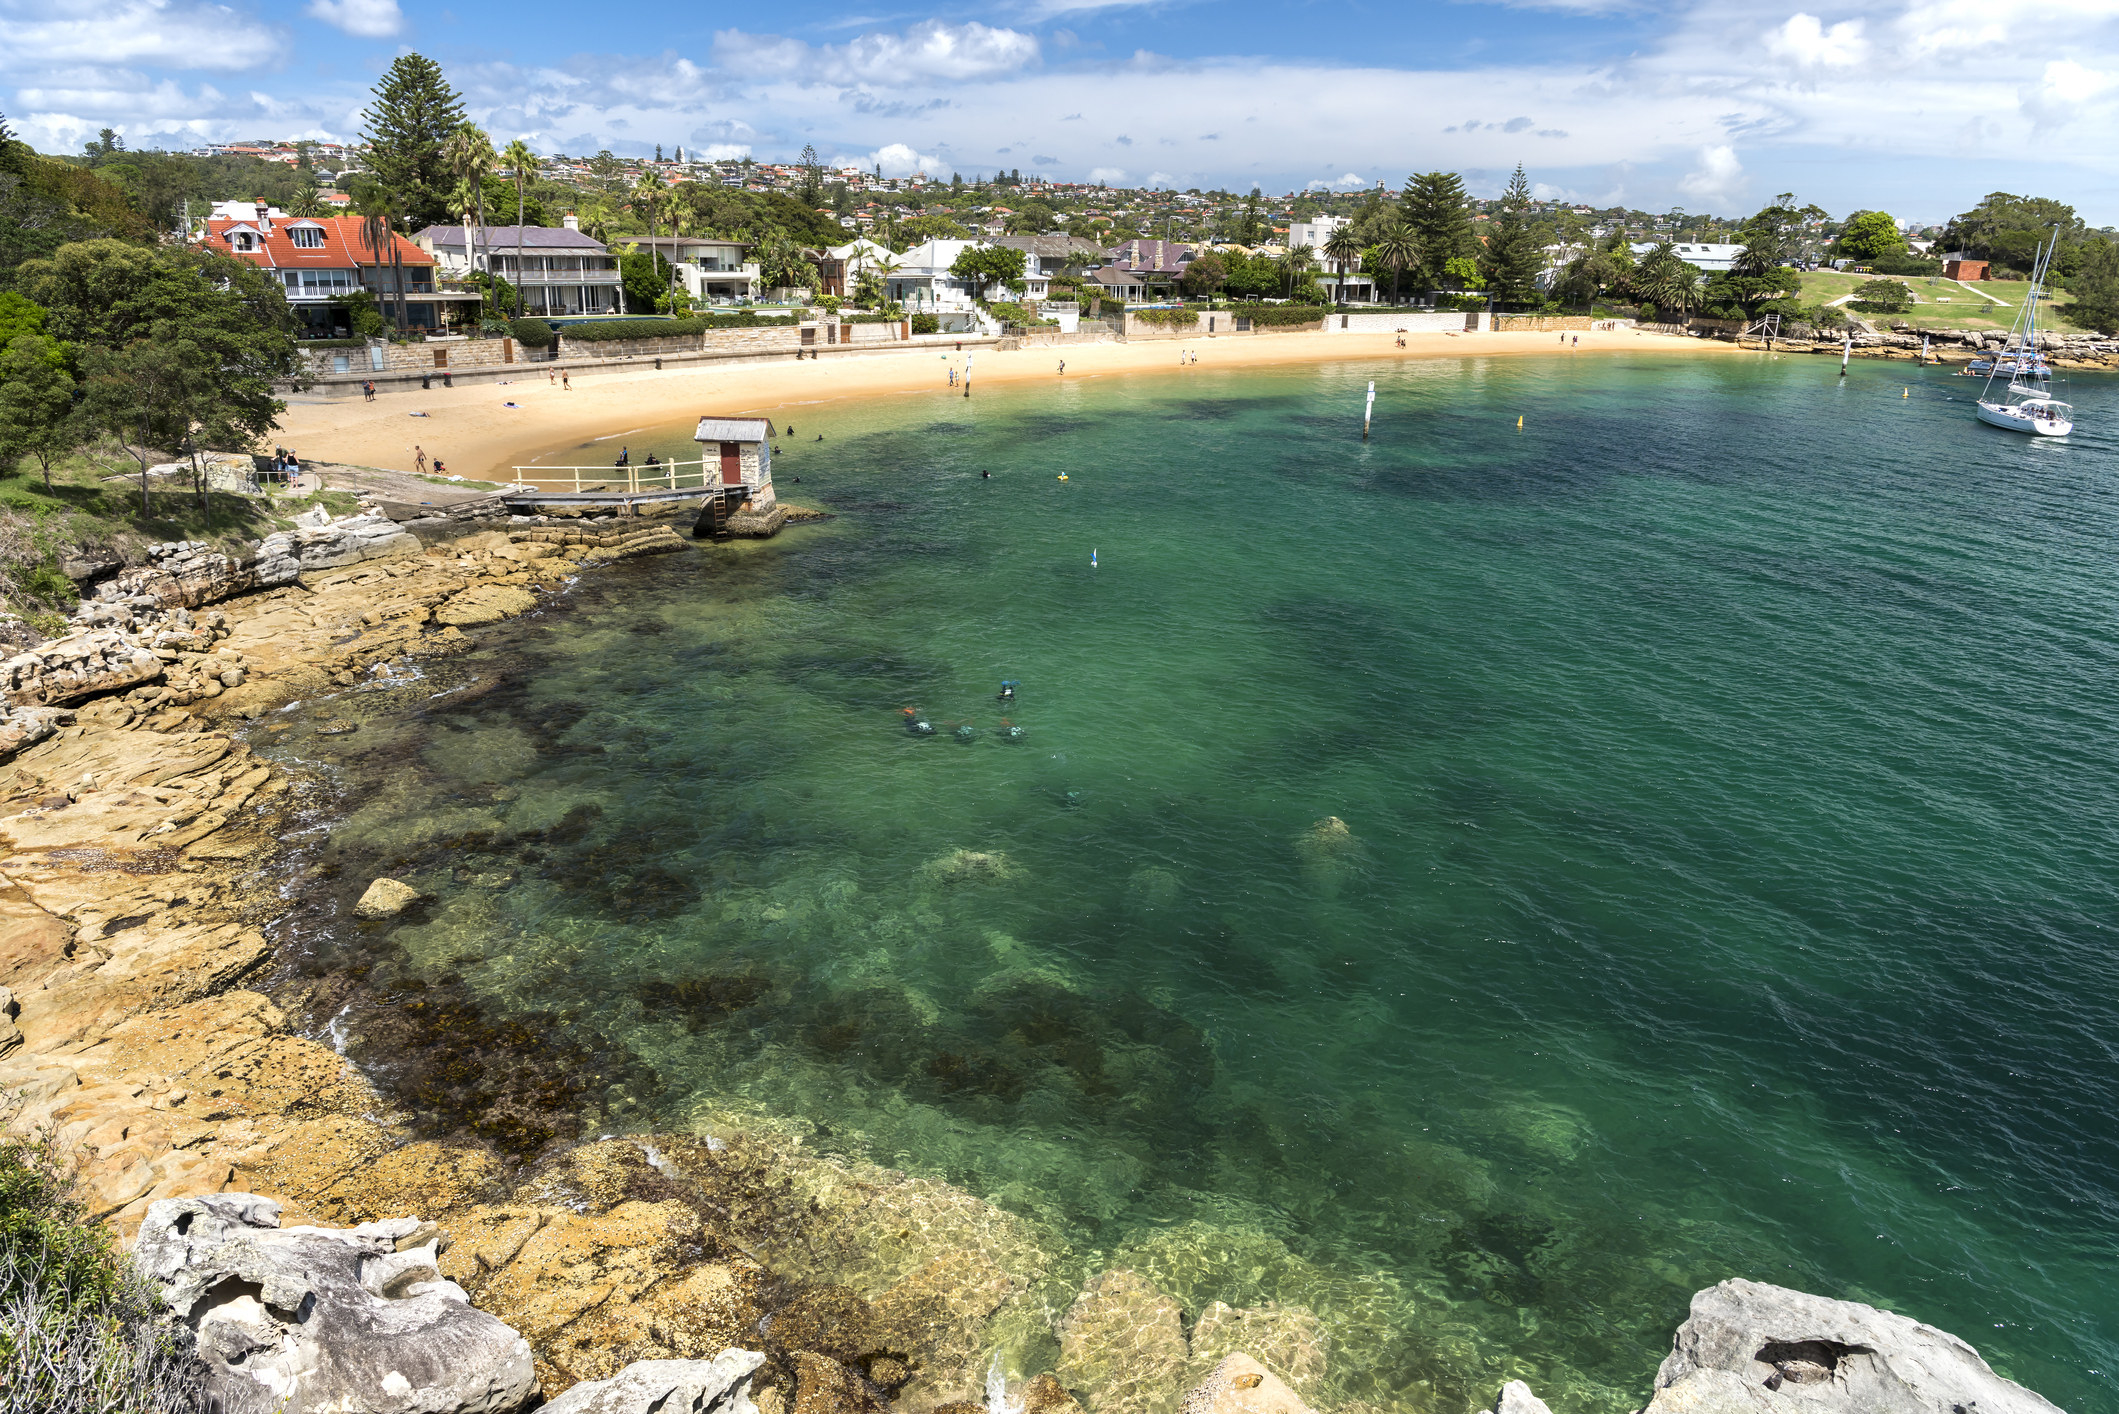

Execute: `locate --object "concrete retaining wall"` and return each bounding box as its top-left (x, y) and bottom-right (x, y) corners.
top-left (1322, 310), bottom-right (1471, 334)
top-left (302, 339), bottom-right (519, 378)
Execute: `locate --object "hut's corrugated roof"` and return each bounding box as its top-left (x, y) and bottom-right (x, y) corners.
top-left (695, 417), bottom-right (776, 442)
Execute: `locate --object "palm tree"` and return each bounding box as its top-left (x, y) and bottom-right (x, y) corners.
top-left (442, 122), bottom-right (496, 276)
top-left (1280, 243), bottom-right (1315, 299)
top-left (1629, 240), bottom-right (1702, 318)
top-left (1323, 228), bottom-right (1362, 306)
top-left (1370, 223), bottom-right (1420, 306)
top-left (501, 138), bottom-right (537, 318)
top-left (356, 192), bottom-right (408, 335)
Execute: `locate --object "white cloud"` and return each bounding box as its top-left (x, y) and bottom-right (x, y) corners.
top-left (1305, 171), bottom-right (1371, 190)
top-left (695, 141), bottom-right (752, 161)
top-left (1678, 143), bottom-right (1744, 203)
top-left (715, 20), bottom-right (1038, 87)
top-left (869, 140), bottom-right (941, 175)
top-left (0, 0), bottom-right (282, 71)
top-left (1087, 166), bottom-right (1127, 183)
top-left (305, 0), bottom-right (402, 38)
top-left (1765, 13), bottom-right (1867, 67)
top-left (2021, 57), bottom-right (2116, 127)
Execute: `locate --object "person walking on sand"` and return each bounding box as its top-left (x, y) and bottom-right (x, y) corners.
top-left (562, 370), bottom-right (572, 391)
top-left (549, 369), bottom-right (556, 386)
top-left (363, 380), bottom-right (376, 402)
top-left (1058, 360), bottom-right (1065, 375)
top-left (415, 446), bottom-right (427, 474)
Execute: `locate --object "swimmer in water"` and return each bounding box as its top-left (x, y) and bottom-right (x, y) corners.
top-left (902, 707), bottom-right (935, 736)
top-left (998, 680), bottom-right (1016, 702)
top-left (1000, 720), bottom-right (1025, 741)
top-left (982, 470), bottom-right (991, 479)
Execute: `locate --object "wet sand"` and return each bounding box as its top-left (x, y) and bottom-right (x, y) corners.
top-left (274, 326), bottom-right (1735, 482)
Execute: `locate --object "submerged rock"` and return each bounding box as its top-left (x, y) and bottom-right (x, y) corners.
top-left (1179, 1353), bottom-right (1316, 1414)
top-left (1647, 1279), bottom-right (2065, 1414)
top-left (920, 849), bottom-right (1024, 884)
top-left (1187, 1302), bottom-right (1326, 1396)
top-left (355, 876), bottom-right (423, 918)
top-left (131, 1193), bottom-right (536, 1414)
top-left (1057, 1269), bottom-right (1189, 1414)
top-left (542, 1350), bottom-right (767, 1414)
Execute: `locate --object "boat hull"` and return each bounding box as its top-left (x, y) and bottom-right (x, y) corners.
top-left (1976, 401), bottom-right (2071, 436)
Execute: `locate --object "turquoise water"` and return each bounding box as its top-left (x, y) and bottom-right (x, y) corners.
top-left (279, 351), bottom-right (2119, 1414)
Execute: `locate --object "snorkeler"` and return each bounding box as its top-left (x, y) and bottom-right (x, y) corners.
top-left (1000, 720), bottom-right (1025, 741)
top-left (997, 680), bottom-right (1018, 702)
top-left (902, 707), bottom-right (935, 736)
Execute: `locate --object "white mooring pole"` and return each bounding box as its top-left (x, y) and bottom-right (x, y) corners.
top-left (1363, 380), bottom-right (1375, 440)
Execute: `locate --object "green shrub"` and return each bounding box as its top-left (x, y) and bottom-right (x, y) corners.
top-left (1131, 307), bottom-right (1197, 329)
top-left (1849, 279), bottom-right (1913, 315)
top-left (1220, 303), bottom-right (1327, 327)
top-left (0, 1115), bottom-right (209, 1412)
top-left (911, 314), bottom-right (939, 335)
top-left (509, 318), bottom-right (557, 348)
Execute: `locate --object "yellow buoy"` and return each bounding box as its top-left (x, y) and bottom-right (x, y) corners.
top-left (1057, 473), bottom-right (1068, 481)
top-left (1516, 415), bottom-right (1524, 429)
top-left (1903, 388), bottom-right (1910, 397)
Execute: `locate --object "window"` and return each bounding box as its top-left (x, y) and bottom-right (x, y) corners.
top-left (290, 225), bottom-right (324, 248)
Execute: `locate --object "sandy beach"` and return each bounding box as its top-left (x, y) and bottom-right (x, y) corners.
top-left (275, 326), bottom-right (1731, 483)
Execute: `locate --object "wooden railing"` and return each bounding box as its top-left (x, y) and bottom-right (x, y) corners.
top-left (513, 455), bottom-right (723, 495)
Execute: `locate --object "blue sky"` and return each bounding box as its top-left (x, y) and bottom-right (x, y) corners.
top-left (6, 0), bottom-right (2119, 224)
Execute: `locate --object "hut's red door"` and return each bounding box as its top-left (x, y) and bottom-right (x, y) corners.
top-left (719, 442), bottom-right (742, 484)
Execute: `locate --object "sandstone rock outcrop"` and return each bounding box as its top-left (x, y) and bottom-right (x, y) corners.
top-left (1645, 1279), bottom-right (2065, 1414)
top-left (541, 1351), bottom-right (767, 1414)
top-left (1179, 1353), bottom-right (1316, 1414)
top-left (132, 1192), bottom-right (538, 1414)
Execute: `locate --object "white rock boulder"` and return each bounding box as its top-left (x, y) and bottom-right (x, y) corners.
top-left (541, 1351), bottom-right (767, 1414)
top-left (1646, 1279), bottom-right (2065, 1414)
top-left (132, 1193), bottom-right (537, 1414)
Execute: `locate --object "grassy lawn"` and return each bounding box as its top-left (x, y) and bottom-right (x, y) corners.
top-left (1791, 270), bottom-right (2102, 333)
top-left (1, 442), bottom-right (363, 630)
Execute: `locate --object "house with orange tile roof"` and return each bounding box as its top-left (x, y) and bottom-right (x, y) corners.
top-left (196, 203), bottom-right (481, 338)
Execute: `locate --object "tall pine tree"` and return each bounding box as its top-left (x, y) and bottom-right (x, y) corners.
top-left (360, 54), bottom-right (464, 230)
top-left (1400, 171), bottom-right (1475, 284)
top-left (1480, 165), bottom-right (1544, 307)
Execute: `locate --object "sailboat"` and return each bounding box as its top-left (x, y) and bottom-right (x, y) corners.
top-left (1974, 228), bottom-right (2072, 437)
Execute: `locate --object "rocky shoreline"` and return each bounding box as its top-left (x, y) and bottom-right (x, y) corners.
top-left (0, 501), bottom-right (2075, 1414)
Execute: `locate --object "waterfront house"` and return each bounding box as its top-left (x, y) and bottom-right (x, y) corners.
top-left (199, 205), bottom-right (480, 337)
top-left (693, 417), bottom-right (776, 506)
top-left (883, 239), bottom-right (1047, 327)
top-left (1627, 241), bottom-right (1744, 272)
top-left (614, 234), bottom-right (763, 303)
top-left (815, 237), bottom-right (895, 299)
top-left (412, 216), bottom-right (623, 317)
top-left (989, 234), bottom-right (1104, 278)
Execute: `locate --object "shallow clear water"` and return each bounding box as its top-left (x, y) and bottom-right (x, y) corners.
top-left (277, 350), bottom-right (2119, 1414)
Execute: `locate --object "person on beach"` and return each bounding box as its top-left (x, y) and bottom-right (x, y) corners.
top-left (616, 447), bottom-right (630, 467)
top-left (1058, 360), bottom-right (1066, 375)
top-left (549, 370), bottom-right (557, 386)
top-left (363, 380), bottom-right (376, 402)
top-left (430, 459), bottom-right (443, 476)
top-left (415, 446), bottom-right (427, 474)
top-left (562, 370), bottom-right (572, 390)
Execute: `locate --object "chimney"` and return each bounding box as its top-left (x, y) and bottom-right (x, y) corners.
top-left (563, 212), bottom-right (580, 231)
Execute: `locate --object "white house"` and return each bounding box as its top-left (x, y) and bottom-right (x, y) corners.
top-left (1628, 241), bottom-right (1745, 272)
top-left (1286, 216), bottom-right (1349, 255)
top-left (885, 240), bottom-right (1047, 328)
top-left (618, 234), bottom-right (762, 303)
top-left (412, 216), bottom-right (624, 317)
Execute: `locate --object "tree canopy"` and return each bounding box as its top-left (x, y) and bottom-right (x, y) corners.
top-left (1835, 210), bottom-right (1906, 263)
top-left (1400, 172), bottom-right (1476, 281)
top-left (1479, 165), bottom-right (1544, 306)
top-left (360, 53), bottom-right (465, 230)
top-left (1942, 192), bottom-right (2086, 275)
top-left (949, 244), bottom-right (1028, 300)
